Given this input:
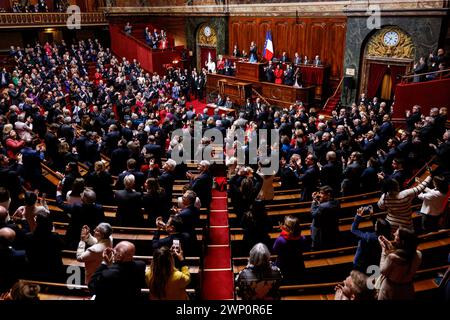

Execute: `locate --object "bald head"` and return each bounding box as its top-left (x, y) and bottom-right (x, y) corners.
top-left (0, 227), bottom-right (16, 248)
top-left (114, 241), bottom-right (135, 262)
top-left (0, 206), bottom-right (8, 223)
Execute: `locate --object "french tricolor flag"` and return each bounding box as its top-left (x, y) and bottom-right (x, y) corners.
top-left (263, 30), bottom-right (274, 61)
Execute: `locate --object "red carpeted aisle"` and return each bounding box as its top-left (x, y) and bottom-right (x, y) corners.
top-left (201, 186), bottom-right (234, 300)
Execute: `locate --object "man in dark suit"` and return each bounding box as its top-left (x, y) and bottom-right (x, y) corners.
top-left (320, 151), bottom-right (343, 197)
top-left (360, 157), bottom-right (380, 192)
top-left (116, 158), bottom-right (145, 192)
top-left (280, 51), bottom-right (290, 63)
top-left (284, 64), bottom-right (294, 86)
top-left (296, 154), bottom-right (320, 202)
top-left (88, 241), bottom-right (146, 301)
top-left (20, 140), bottom-right (43, 190)
top-left (379, 158), bottom-right (407, 188)
top-left (375, 114), bottom-right (395, 147)
top-left (358, 130), bottom-right (377, 161)
top-left (187, 160), bottom-right (212, 209)
top-left (264, 61), bottom-right (275, 83)
top-left (158, 159), bottom-right (177, 201)
top-left (216, 94), bottom-right (225, 107)
top-left (176, 190), bottom-right (200, 239)
top-left (142, 135), bottom-right (162, 166)
top-left (114, 174), bottom-right (144, 227)
top-left (429, 130), bottom-right (450, 173)
top-left (152, 214), bottom-right (191, 254)
top-left (110, 139), bottom-right (131, 176)
top-left (56, 185), bottom-right (105, 249)
top-left (405, 105), bottom-right (422, 133)
top-left (0, 227), bottom-right (29, 293)
top-left (342, 151), bottom-right (364, 196)
top-left (310, 186), bottom-right (340, 250)
top-left (102, 124), bottom-right (121, 157)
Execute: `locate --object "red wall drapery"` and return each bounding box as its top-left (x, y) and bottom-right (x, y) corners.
top-left (389, 65), bottom-right (406, 94)
top-left (367, 63), bottom-right (388, 98)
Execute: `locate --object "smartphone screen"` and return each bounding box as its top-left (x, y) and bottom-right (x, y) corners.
top-left (173, 239), bottom-right (180, 248)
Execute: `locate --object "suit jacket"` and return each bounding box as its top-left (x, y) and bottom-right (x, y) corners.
top-left (158, 170), bottom-right (175, 200)
top-left (110, 147), bottom-right (131, 176)
top-left (190, 171), bottom-right (213, 208)
top-left (297, 165), bottom-right (320, 201)
top-left (311, 199), bottom-right (340, 250)
top-left (56, 194), bottom-right (105, 248)
top-left (320, 162), bottom-right (342, 195)
top-left (116, 170), bottom-right (145, 192)
top-left (114, 189), bottom-right (144, 226)
top-left (88, 260), bottom-right (146, 301)
top-left (360, 166), bottom-right (379, 192)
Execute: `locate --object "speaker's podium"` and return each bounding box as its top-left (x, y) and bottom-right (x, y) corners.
top-left (236, 61), bottom-right (267, 82)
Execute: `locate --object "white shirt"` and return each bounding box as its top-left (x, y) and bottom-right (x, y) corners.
top-left (418, 187), bottom-right (446, 216)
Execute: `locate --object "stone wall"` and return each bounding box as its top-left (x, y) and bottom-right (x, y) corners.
top-left (342, 16), bottom-right (444, 104)
top-left (186, 16), bottom-right (228, 68)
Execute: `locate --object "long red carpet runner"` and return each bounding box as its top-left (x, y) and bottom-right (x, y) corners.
top-left (201, 185), bottom-right (234, 300)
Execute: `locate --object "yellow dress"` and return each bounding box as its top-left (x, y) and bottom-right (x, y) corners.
top-left (145, 265), bottom-right (191, 300)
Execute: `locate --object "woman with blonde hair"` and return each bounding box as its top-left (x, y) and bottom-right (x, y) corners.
top-left (146, 246), bottom-right (191, 300)
top-left (272, 215), bottom-right (305, 283)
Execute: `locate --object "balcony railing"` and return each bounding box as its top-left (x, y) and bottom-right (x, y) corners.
top-left (0, 12), bottom-right (107, 28)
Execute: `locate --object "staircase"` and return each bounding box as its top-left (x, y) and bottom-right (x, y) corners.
top-left (321, 77), bottom-right (343, 115)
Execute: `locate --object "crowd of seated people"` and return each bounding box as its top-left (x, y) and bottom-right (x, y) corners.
top-left (0, 33), bottom-right (448, 301)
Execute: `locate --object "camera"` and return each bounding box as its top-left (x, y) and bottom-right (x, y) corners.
top-left (362, 205), bottom-right (373, 215)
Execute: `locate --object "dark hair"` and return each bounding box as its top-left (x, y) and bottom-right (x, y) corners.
top-left (24, 191), bottom-right (38, 206)
top-left (148, 246), bottom-right (174, 299)
top-left (433, 176), bottom-right (448, 194)
top-left (375, 219), bottom-right (391, 238)
top-left (394, 227), bottom-right (418, 262)
top-left (240, 177), bottom-right (254, 201)
top-left (34, 213), bottom-right (53, 237)
top-left (381, 179), bottom-right (400, 195)
top-left (70, 178), bottom-right (85, 197)
top-left (0, 187), bottom-right (10, 203)
top-left (168, 215), bottom-right (183, 233)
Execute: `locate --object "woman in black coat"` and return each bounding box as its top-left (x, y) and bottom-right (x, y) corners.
top-left (25, 213), bottom-right (65, 282)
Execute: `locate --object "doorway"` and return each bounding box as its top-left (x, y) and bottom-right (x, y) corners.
top-left (199, 46), bottom-right (216, 72)
top-left (359, 26), bottom-right (414, 100)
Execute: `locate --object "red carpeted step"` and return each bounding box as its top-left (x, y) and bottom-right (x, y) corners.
top-left (210, 200), bottom-right (227, 211)
top-left (210, 211), bottom-right (229, 226)
top-left (208, 227), bottom-right (229, 246)
top-left (201, 270), bottom-right (234, 300)
top-left (203, 246), bottom-right (231, 269)
top-left (212, 189), bottom-right (226, 197)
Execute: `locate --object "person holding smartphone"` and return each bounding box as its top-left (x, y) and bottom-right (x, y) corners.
top-left (145, 245), bottom-right (191, 300)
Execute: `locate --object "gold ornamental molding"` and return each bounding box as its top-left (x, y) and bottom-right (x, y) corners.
top-left (0, 12), bottom-right (107, 29)
top-left (366, 26), bottom-right (415, 59)
top-left (198, 24), bottom-right (217, 47)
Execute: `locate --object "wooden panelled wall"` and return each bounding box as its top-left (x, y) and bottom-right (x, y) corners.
top-left (229, 17), bottom-right (347, 81)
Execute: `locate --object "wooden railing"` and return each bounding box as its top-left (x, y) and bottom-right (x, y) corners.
top-left (322, 76), bottom-right (343, 110)
top-left (401, 68), bottom-right (450, 84)
top-left (251, 88), bottom-right (270, 107)
top-left (0, 12), bottom-right (106, 28)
